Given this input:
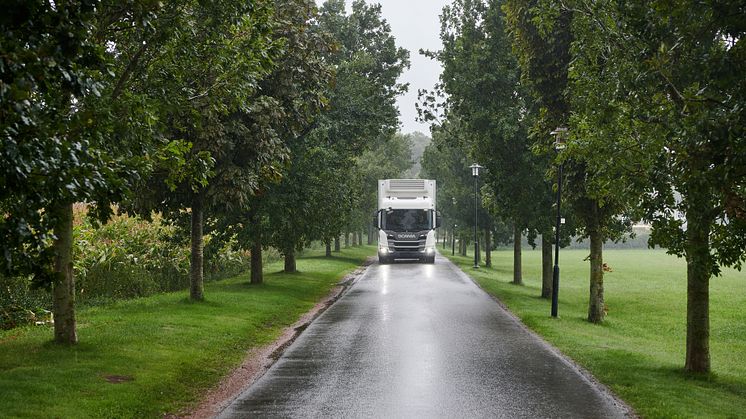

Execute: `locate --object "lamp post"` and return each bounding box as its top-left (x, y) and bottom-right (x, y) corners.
top-left (452, 224), bottom-right (457, 255)
top-left (550, 128), bottom-right (568, 318)
top-left (452, 197), bottom-right (457, 255)
top-left (470, 163), bottom-right (483, 268)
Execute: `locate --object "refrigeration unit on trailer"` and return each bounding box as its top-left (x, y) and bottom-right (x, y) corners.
top-left (375, 179), bottom-right (441, 264)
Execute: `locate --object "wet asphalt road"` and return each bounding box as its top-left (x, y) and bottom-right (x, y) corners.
top-left (218, 254), bottom-right (629, 418)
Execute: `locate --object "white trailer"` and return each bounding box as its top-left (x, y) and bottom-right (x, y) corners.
top-left (375, 179), bottom-right (441, 264)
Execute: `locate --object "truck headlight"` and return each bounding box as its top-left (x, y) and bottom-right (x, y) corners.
top-left (425, 247), bottom-right (435, 254)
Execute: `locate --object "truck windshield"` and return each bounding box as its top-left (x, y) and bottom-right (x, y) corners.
top-left (384, 209), bottom-right (431, 231)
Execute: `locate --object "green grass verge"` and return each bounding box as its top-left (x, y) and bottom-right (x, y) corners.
top-left (445, 247), bottom-right (746, 419)
top-left (0, 245), bottom-right (375, 418)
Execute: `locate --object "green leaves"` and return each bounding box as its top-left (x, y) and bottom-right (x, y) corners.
top-left (565, 0), bottom-right (746, 269)
top-left (426, 0), bottom-right (552, 237)
top-left (1, 0), bottom-right (123, 282)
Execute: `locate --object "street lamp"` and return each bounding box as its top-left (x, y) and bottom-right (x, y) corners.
top-left (550, 127), bottom-right (568, 318)
top-left (451, 197), bottom-right (457, 255)
top-left (470, 163), bottom-right (483, 268)
top-left (452, 224), bottom-right (457, 255)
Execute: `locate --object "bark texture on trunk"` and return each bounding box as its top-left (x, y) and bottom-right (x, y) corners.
top-left (485, 226), bottom-right (492, 268)
top-left (352, 232), bottom-right (358, 246)
top-left (52, 202), bottom-right (77, 344)
top-left (190, 195), bottom-right (205, 301)
top-left (358, 232), bottom-right (363, 246)
top-left (334, 237), bottom-right (341, 252)
top-left (541, 233), bottom-right (553, 299)
top-left (325, 240), bottom-right (332, 257)
top-left (250, 239), bottom-right (263, 285)
top-left (685, 209), bottom-right (711, 373)
top-left (513, 225), bottom-right (522, 285)
top-left (367, 225), bottom-right (374, 245)
top-left (587, 203), bottom-right (605, 323)
top-left (344, 233), bottom-right (349, 247)
top-left (284, 249), bottom-right (297, 273)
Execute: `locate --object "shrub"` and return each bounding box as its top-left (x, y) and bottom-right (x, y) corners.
top-left (0, 276), bottom-right (50, 330)
top-left (1, 208), bottom-right (252, 329)
top-left (74, 212), bottom-right (193, 303)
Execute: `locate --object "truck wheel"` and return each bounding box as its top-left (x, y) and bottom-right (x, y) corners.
top-left (379, 256), bottom-right (389, 264)
top-left (426, 256), bottom-right (435, 264)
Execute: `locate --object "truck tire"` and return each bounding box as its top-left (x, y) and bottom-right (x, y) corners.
top-left (425, 256), bottom-right (435, 264)
top-left (379, 255), bottom-right (389, 264)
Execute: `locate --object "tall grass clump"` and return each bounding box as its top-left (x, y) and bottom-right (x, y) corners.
top-left (73, 210), bottom-right (191, 304)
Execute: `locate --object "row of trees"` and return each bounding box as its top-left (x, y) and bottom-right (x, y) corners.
top-left (420, 0), bottom-right (745, 373)
top-left (1, 0), bottom-right (411, 344)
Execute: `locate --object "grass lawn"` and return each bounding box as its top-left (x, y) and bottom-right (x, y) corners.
top-left (446, 247), bottom-right (746, 419)
top-left (0, 245), bottom-right (375, 418)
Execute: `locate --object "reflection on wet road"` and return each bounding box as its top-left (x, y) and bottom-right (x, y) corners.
top-left (219, 255), bottom-right (628, 418)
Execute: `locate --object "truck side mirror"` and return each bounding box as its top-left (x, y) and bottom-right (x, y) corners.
top-left (374, 210), bottom-right (383, 230)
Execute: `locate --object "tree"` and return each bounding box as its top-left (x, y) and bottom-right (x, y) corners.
top-left (423, 0), bottom-right (552, 284)
top-left (503, 0), bottom-right (638, 323)
top-left (258, 0), bottom-right (409, 272)
top-left (128, 0), bottom-right (284, 300)
top-left (0, 0), bottom-right (179, 343)
top-left (315, 0), bottom-right (410, 159)
top-left (403, 131), bottom-right (432, 178)
top-left (206, 0), bottom-right (334, 283)
top-left (566, 0), bottom-right (746, 372)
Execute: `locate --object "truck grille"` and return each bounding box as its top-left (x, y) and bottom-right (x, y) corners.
top-left (391, 236), bottom-right (426, 252)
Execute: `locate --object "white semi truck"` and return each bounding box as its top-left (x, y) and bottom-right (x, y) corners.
top-left (375, 179), bottom-right (441, 264)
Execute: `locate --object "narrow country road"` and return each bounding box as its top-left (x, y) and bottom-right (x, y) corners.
top-left (218, 254), bottom-right (629, 418)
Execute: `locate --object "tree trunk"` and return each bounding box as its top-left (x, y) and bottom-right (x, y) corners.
top-left (684, 208), bottom-right (712, 373)
top-left (513, 224), bottom-right (522, 285)
top-left (352, 231), bottom-right (358, 246)
top-left (587, 203), bottom-right (605, 323)
top-left (325, 240), bottom-right (332, 257)
top-left (485, 226), bottom-right (492, 268)
top-left (367, 225), bottom-right (374, 245)
top-left (460, 236), bottom-right (467, 256)
top-left (344, 232), bottom-right (350, 247)
top-left (284, 249), bottom-right (297, 273)
top-left (52, 202), bottom-right (77, 344)
top-left (541, 233), bottom-right (553, 299)
top-left (357, 231), bottom-right (363, 246)
top-left (334, 236), bottom-right (341, 252)
top-left (251, 239), bottom-right (263, 285)
top-left (190, 195), bottom-right (204, 301)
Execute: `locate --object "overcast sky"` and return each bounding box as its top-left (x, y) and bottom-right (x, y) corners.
top-left (316, 0), bottom-right (451, 135)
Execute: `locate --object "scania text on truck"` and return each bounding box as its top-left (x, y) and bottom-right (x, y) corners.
top-left (375, 179), bottom-right (441, 264)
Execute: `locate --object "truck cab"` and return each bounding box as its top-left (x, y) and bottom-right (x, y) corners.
top-left (375, 179), bottom-right (440, 264)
